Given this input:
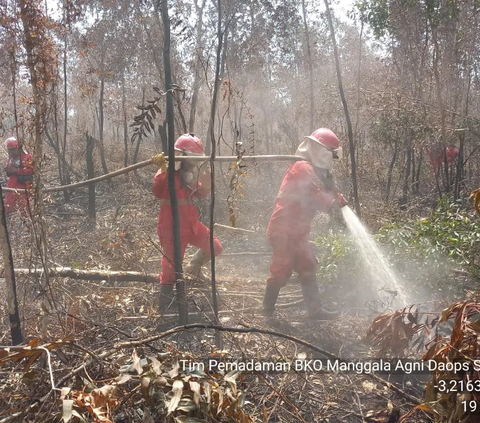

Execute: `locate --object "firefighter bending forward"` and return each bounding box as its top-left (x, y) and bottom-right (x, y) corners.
top-left (153, 134), bottom-right (222, 313)
top-left (262, 128), bottom-right (347, 319)
top-left (4, 137), bottom-right (34, 218)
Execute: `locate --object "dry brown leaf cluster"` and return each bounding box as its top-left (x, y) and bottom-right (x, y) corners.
top-left (366, 306), bottom-right (438, 357)
top-left (418, 300), bottom-right (480, 422)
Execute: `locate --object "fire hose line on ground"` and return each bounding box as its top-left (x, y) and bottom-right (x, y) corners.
top-left (0, 154), bottom-right (305, 193)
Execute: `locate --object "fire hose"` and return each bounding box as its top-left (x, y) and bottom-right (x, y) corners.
top-left (1, 154), bottom-right (305, 193)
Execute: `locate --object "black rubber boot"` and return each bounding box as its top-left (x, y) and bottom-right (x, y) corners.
top-left (301, 280), bottom-right (340, 320)
top-left (159, 284), bottom-right (175, 314)
top-left (262, 285), bottom-right (281, 317)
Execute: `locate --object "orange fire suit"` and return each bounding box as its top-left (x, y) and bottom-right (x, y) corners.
top-left (153, 170), bottom-right (222, 285)
top-left (5, 153), bottom-right (34, 217)
top-left (266, 161), bottom-right (336, 287)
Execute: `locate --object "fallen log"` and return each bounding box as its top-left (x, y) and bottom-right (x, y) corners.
top-left (3, 258), bottom-right (275, 284)
top-left (4, 267), bottom-right (158, 284)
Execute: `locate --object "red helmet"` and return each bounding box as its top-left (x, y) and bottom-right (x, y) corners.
top-left (174, 134), bottom-right (204, 155)
top-left (5, 137), bottom-right (18, 150)
top-left (305, 128), bottom-right (342, 159)
top-left (306, 128), bottom-right (340, 149)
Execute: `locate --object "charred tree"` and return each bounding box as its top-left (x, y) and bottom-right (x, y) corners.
top-left (160, 0), bottom-right (187, 325)
top-left (133, 87), bottom-right (146, 177)
top-left (386, 139), bottom-right (398, 203)
top-left (324, 0), bottom-right (361, 217)
top-left (189, 0), bottom-right (207, 133)
top-left (414, 149), bottom-right (423, 194)
top-left (401, 146), bottom-right (412, 207)
top-left (97, 44), bottom-right (109, 177)
top-left (159, 121), bottom-right (168, 153)
top-left (206, 0), bottom-right (225, 348)
top-left (122, 71), bottom-right (129, 168)
top-left (62, 21), bottom-right (71, 200)
top-left (86, 133), bottom-right (96, 221)
top-left (0, 186), bottom-right (23, 345)
top-left (301, 0), bottom-right (314, 133)
top-left (19, 0), bottom-right (55, 309)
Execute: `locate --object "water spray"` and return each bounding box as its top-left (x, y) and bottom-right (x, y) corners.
top-left (340, 205), bottom-right (409, 306)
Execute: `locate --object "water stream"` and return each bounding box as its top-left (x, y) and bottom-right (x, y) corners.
top-left (341, 206), bottom-right (409, 306)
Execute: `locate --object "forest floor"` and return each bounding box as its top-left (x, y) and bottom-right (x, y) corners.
top-left (0, 172), bottom-right (446, 422)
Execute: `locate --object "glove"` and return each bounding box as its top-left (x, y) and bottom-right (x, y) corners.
top-left (152, 153), bottom-right (167, 172)
top-left (335, 193), bottom-right (348, 208)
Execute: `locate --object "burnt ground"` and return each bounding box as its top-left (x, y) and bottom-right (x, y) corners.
top-left (0, 173), bottom-right (434, 423)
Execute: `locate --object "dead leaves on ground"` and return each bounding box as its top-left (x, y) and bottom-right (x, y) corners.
top-left (61, 385), bottom-right (118, 423)
top-left (368, 300), bottom-right (480, 422)
top-left (0, 338), bottom-right (70, 371)
top-left (59, 348), bottom-right (253, 422)
top-left (366, 306), bottom-right (438, 357)
top-left (122, 349), bottom-right (253, 423)
top-left (419, 300), bottom-right (480, 422)
top-left (1, 339), bottom-right (253, 422)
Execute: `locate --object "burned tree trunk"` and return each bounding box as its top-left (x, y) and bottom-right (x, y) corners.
top-left (415, 149), bottom-right (423, 194)
top-left (122, 71), bottom-right (129, 168)
top-left (324, 0), bottom-right (361, 217)
top-left (160, 0), bottom-right (187, 325)
top-left (386, 139), bottom-right (398, 203)
top-left (86, 133), bottom-right (96, 221)
top-left (207, 0), bottom-right (225, 348)
top-left (159, 121), bottom-right (168, 153)
top-left (0, 187), bottom-right (23, 345)
top-left (133, 87), bottom-right (146, 172)
top-left (19, 0), bottom-right (53, 310)
top-left (301, 0), bottom-right (314, 133)
top-left (401, 146), bottom-right (412, 207)
top-left (62, 26), bottom-right (71, 200)
top-left (189, 0), bottom-right (207, 133)
top-left (98, 49), bottom-right (109, 177)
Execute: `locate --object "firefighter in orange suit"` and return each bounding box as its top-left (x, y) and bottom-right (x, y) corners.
top-left (153, 134), bottom-right (222, 313)
top-left (262, 128), bottom-right (347, 319)
top-left (4, 137), bottom-right (34, 218)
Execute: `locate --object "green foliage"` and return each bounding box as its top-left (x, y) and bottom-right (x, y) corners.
top-left (357, 0), bottom-right (460, 39)
top-left (424, 0), bottom-right (460, 28)
top-left (378, 196), bottom-right (479, 266)
top-left (376, 195), bottom-right (480, 292)
top-left (370, 107), bottom-right (430, 148)
top-left (314, 230), bottom-right (362, 286)
top-left (356, 0), bottom-right (390, 39)
top-left (315, 195), bottom-right (480, 296)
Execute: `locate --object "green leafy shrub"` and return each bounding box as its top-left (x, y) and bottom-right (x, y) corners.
top-left (376, 195), bottom-right (480, 290)
top-left (315, 195), bottom-right (480, 299)
top-left (314, 230), bottom-right (359, 284)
